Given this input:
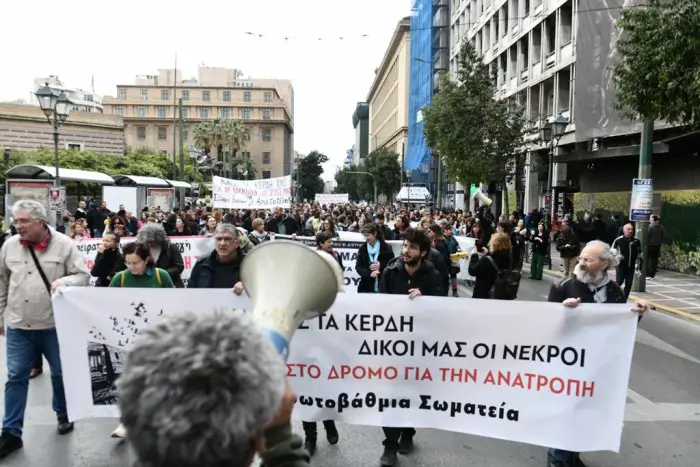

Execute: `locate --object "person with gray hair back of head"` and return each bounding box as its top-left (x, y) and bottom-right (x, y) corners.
top-left (544, 239), bottom-right (648, 467)
top-left (135, 223), bottom-right (185, 287)
top-left (118, 308), bottom-right (309, 467)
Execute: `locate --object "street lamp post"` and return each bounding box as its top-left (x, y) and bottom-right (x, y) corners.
top-left (35, 83), bottom-right (71, 187)
top-left (347, 171), bottom-right (377, 204)
top-left (539, 115), bottom-right (569, 229)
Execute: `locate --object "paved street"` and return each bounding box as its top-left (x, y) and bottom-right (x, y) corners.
top-left (524, 245), bottom-right (700, 321)
top-left (1, 277), bottom-right (699, 466)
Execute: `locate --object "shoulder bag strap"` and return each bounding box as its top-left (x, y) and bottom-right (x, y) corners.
top-left (27, 247), bottom-right (51, 294)
top-left (155, 268), bottom-right (162, 286)
top-left (120, 271), bottom-right (125, 287)
top-left (485, 255), bottom-right (502, 274)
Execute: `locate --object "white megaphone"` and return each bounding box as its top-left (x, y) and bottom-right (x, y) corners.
top-left (471, 188), bottom-right (493, 207)
top-left (240, 240), bottom-right (345, 360)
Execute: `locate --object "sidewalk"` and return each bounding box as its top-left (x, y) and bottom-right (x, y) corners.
top-left (523, 246), bottom-right (700, 323)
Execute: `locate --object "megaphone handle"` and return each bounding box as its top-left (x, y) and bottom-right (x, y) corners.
top-left (263, 327), bottom-right (290, 362)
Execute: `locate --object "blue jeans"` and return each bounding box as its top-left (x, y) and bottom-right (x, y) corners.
top-left (3, 327), bottom-right (68, 438)
top-left (548, 448), bottom-right (579, 462)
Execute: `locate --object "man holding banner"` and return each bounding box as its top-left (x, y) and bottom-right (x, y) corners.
top-left (546, 240), bottom-right (648, 467)
top-left (0, 200), bottom-right (90, 459)
top-left (378, 228), bottom-right (441, 466)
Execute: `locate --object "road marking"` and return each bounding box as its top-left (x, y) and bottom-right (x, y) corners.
top-left (635, 329), bottom-right (700, 365)
top-left (624, 402), bottom-right (700, 422)
top-left (627, 389), bottom-right (654, 406)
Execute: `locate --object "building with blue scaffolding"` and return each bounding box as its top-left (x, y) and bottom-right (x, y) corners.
top-left (405, 0), bottom-right (450, 206)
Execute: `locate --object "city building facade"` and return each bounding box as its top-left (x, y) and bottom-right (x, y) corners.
top-left (449, 0), bottom-right (699, 221)
top-left (103, 66), bottom-right (294, 179)
top-left (406, 0), bottom-right (450, 205)
top-left (0, 103), bottom-right (124, 155)
top-left (32, 76), bottom-right (104, 114)
top-left (352, 102), bottom-right (370, 164)
top-left (366, 17), bottom-right (411, 159)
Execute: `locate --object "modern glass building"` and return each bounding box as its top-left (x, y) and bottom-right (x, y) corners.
top-left (406, 0), bottom-right (450, 205)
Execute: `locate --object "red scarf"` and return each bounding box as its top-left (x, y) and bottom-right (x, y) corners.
top-left (21, 229), bottom-right (51, 253)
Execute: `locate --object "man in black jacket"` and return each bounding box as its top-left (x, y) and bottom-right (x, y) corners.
top-left (378, 228), bottom-right (440, 467)
top-left (546, 240), bottom-right (648, 467)
top-left (611, 223), bottom-right (641, 299)
top-left (189, 224), bottom-right (244, 294)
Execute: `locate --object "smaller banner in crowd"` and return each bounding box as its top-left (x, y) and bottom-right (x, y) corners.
top-left (72, 232), bottom-right (475, 288)
top-left (315, 193), bottom-right (349, 204)
top-left (54, 289), bottom-right (636, 453)
top-left (212, 175), bottom-right (292, 209)
top-left (73, 236), bottom-right (214, 286)
top-left (274, 233), bottom-right (476, 290)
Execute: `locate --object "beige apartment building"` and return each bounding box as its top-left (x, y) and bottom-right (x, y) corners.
top-left (0, 103), bottom-right (124, 155)
top-left (103, 66), bottom-right (294, 179)
top-left (366, 17), bottom-right (410, 157)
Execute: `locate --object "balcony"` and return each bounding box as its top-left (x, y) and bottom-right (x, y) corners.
top-left (545, 51), bottom-right (556, 69)
top-left (520, 68), bottom-right (529, 82)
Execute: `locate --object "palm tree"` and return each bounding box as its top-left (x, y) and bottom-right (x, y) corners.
top-left (219, 119), bottom-right (248, 158)
top-left (192, 121), bottom-right (215, 156)
top-left (218, 119), bottom-right (250, 178)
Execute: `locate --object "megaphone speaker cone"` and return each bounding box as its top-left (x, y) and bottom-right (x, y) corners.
top-left (241, 240), bottom-right (345, 360)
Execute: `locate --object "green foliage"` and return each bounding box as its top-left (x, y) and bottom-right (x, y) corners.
top-left (613, 0), bottom-right (700, 126)
top-left (191, 119), bottom-right (252, 176)
top-left (572, 189), bottom-right (700, 274)
top-left (333, 149), bottom-right (402, 202)
top-left (4, 147), bottom-right (204, 185)
top-left (423, 40), bottom-right (527, 191)
top-left (228, 154), bottom-right (257, 180)
top-left (359, 148), bottom-right (402, 201)
top-left (295, 150), bottom-right (328, 201)
top-left (334, 167), bottom-right (362, 201)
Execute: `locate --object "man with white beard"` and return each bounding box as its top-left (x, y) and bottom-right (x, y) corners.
top-left (545, 240), bottom-right (648, 467)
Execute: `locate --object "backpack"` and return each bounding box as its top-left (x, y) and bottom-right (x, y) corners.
top-left (486, 255), bottom-right (520, 300)
top-left (119, 268), bottom-right (163, 287)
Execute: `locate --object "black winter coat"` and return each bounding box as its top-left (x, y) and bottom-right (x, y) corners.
top-left (355, 240), bottom-right (395, 293)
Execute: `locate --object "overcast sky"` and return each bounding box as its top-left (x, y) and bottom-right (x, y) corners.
top-left (0, 0), bottom-right (410, 180)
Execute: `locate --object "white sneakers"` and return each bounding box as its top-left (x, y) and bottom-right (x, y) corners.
top-left (111, 423), bottom-right (127, 439)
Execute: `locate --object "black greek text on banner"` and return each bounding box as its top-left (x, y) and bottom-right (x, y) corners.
top-left (53, 289), bottom-right (637, 453)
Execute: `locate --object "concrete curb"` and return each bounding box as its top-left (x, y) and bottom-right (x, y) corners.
top-left (534, 266), bottom-right (700, 324)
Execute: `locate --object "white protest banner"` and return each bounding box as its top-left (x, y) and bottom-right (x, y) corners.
top-left (315, 193), bottom-right (349, 204)
top-left (212, 175), bottom-right (292, 209)
top-left (274, 234), bottom-right (476, 288)
top-left (273, 235), bottom-right (366, 292)
top-left (72, 236), bottom-right (214, 285)
top-left (54, 289), bottom-right (637, 453)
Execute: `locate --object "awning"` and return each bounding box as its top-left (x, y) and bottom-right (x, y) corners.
top-left (112, 175), bottom-right (170, 187)
top-left (166, 179), bottom-right (192, 189)
top-left (5, 164), bottom-right (115, 184)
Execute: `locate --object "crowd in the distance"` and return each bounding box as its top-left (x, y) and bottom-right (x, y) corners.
top-left (0, 197), bottom-right (653, 467)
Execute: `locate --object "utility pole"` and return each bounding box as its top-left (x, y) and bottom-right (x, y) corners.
top-left (178, 98), bottom-right (185, 209)
top-left (632, 120), bottom-right (654, 293)
top-left (171, 53), bottom-right (178, 179)
top-left (435, 155), bottom-right (442, 207)
top-left (400, 141), bottom-right (405, 186)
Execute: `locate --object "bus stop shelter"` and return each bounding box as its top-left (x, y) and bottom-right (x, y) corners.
top-left (5, 164), bottom-right (115, 222)
top-left (110, 175), bottom-right (187, 212)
